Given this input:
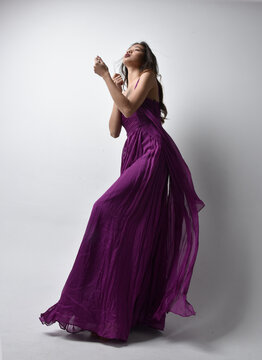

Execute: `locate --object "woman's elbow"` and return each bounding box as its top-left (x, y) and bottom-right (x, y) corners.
top-left (110, 128), bottom-right (121, 138)
top-left (110, 132), bottom-right (119, 138)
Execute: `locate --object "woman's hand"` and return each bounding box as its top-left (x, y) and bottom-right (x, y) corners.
top-left (94, 56), bottom-right (109, 78)
top-left (112, 73), bottom-right (124, 90)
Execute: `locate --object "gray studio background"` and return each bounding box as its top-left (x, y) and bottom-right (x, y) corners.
top-left (1, 0), bottom-right (262, 359)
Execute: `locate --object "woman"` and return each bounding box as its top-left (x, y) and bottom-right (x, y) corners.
top-left (39, 41), bottom-right (205, 342)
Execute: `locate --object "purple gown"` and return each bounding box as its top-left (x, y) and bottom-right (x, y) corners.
top-left (39, 77), bottom-right (205, 342)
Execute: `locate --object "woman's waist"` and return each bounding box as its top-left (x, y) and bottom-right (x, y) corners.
top-left (124, 122), bottom-right (161, 139)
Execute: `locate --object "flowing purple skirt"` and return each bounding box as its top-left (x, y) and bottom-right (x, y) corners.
top-left (39, 98), bottom-right (205, 341)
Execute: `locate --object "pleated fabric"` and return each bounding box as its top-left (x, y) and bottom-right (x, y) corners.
top-left (39, 94), bottom-right (205, 342)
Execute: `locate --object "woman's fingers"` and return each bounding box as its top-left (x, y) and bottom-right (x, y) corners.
top-left (112, 73), bottom-right (123, 84)
top-left (94, 55), bottom-right (103, 64)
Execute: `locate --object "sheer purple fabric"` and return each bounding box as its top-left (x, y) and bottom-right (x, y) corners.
top-left (39, 83), bottom-right (205, 342)
top-left (141, 99), bottom-right (205, 319)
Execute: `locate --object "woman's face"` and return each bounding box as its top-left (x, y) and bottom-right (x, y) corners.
top-left (123, 44), bottom-right (145, 66)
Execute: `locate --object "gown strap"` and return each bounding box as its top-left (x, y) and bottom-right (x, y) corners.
top-left (134, 77), bottom-right (140, 89)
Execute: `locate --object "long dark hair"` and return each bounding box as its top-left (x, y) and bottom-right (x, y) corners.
top-left (116, 41), bottom-right (168, 124)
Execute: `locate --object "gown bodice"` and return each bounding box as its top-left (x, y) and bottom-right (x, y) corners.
top-left (121, 97), bottom-right (163, 139)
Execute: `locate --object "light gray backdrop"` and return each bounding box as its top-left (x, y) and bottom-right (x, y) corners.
top-left (0, 0), bottom-right (261, 359)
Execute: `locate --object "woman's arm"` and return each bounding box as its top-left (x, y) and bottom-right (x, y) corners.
top-left (103, 70), bottom-right (155, 118)
top-left (102, 71), bottom-right (130, 117)
top-left (109, 101), bottom-right (122, 138)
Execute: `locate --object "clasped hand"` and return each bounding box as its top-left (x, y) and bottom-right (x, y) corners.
top-left (93, 56), bottom-right (109, 78)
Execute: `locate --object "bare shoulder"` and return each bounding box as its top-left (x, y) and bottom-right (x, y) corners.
top-left (138, 70), bottom-right (157, 96)
top-left (140, 69), bottom-right (156, 83)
